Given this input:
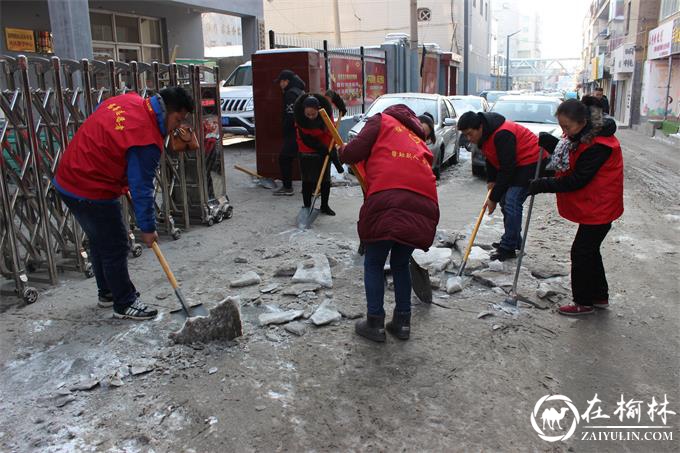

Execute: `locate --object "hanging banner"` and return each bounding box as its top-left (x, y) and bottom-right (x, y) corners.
top-left (329, 57), bottom-right (363, 107)
top-left (672, 17), bottom-right (680, 55)
top-left (647, 21), bottom-right (674, 60)
top-left (364, 60), bottom-right (386, 103)
top-left (5, 28), bottom-right (35, 52)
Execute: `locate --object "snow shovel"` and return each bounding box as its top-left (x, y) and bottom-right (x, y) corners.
top-left (317, 109), bottom-right (432, 303)
top-left (151, 241), bottom-right (209, 319)
top-left (502, 147), bottom-right (545, 309)
top-left (233, 165), bottom-right (277, 189)
top-left (457, 189), bottom-right (492, 276)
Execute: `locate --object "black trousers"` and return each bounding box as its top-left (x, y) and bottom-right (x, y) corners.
top-left (299, 153), bottom-right (331, 208)
top-left (279, 152), bottom-right (297, 189)
top-left (571, 223), bottom-right (612, 305)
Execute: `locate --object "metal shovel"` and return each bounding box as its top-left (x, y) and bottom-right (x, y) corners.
top-left (502, 147), bottom-right (545, 309)
top-left (151, 241), bottom-right (209, 319)
top-left (234, 165), bottom-right (277, 189)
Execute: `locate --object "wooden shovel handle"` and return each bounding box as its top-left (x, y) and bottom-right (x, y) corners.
top-left (462, 189), bottom-right (492, 263)
top-left (151, 242), bottom-right (179, 290)
top-left (313, 111), bottom-right (344, 196)
top-left (233, 165), bottom-right (263, 178)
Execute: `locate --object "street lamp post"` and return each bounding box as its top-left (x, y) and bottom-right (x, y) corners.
top-left (505, 30), bottom-right (521, 90)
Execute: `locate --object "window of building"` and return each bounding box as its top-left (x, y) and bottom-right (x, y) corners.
top-left (89, 11), bottom-right (164, 64)
top-left (659, 0), bottom-right (679, 20)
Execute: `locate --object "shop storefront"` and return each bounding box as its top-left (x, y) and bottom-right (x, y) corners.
top-left (641, 18), bottom-right (680, 125)
top-left (611, 43), bottom-right (635, 125)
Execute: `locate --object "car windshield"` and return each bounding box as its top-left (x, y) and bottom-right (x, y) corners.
top-left (223, 66), bottom-right (252, 87)
top-left (486, 92), bottom-right (506, 103)
top-left (451, 98), bottom-right (482, 113)
top-left (491, 100), bottom-right (558, 124)
top-left (365, 97), bottom-right (438, 122)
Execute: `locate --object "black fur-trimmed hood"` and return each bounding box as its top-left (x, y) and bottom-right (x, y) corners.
top-left (294, 93), bottom-right (334, 129)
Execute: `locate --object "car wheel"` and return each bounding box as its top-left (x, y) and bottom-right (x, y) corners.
top-left (472, 164), bottom-right (486, 177)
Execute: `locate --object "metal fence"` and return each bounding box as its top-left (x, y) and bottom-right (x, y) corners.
top-left (0, 54), bottom-right (231, 304)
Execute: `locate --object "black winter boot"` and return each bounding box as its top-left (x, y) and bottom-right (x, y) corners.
top-left (386, 310), bottom-right (411, 340)
top-left (355, 314), bottom-right (386, 342)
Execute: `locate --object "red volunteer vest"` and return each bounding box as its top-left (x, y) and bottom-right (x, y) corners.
top-left (556, 135), bottom-right (624, 225)
top-left (481, 121), bottom-right (539, 169)
top-left (363, 114), bottom-right (438, 203)
top-left (56, 93), bottom-right (164, 199)
top-left (295, 124), bottom-right (334, 154)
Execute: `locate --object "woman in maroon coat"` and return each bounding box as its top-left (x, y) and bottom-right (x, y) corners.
top-left (340, 104), bottom-right (440, 342)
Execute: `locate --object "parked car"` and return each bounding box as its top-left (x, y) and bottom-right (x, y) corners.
top-left (347, 93), bottom-right (460, 179)
top-left (479, 90), bottom-right (508, 105)
top-left (219, 61), bottom-right (254, 135)
top-left (448, 95), bottom-right (489, 150)
top-left (471, 95), bottom-right (562, 177)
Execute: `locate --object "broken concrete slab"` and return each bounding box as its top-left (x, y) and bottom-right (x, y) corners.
top-left (488, 260), bottom-right (505, 272)
top-left (169, 297), bottom-right (243, 344)
top-left (274, 261), bottom-right (298, 277)
top-left (230, 271), bottom-right (261, 288)
top-left (472, 267), bottom-right (535, 289)
top-left (258, 309), bottom-right (304, 326)
top-left (282, 283), bottom-right (322, 296)
top-left (536, 282), bottom-right (566, 299)
top-left (69, 378), bottom-right (100, 392)
top-left (446, 276), bottom-right (463, 294)
top-left (130, 359), bottom-right (157, 376)
top-left (528, 260), bottom-right (570, 279)
top-left (429, 276), bottom-right (442, 289)
top-left (291, 254), bottom-right (333, 288)
top-left (412, 247), bottom-right (452, 272)
top-left (234, 256), bottom-right (248, 264)
top-left (434, 229), bottom-right (460, 248)
top-left (337, 306), bottom-right (363, 319)
top-left (310, 300), bottom-right (342, 326)
top-left (284, 321), bottom-right (308, 336)
top-left (260, 283), bottom-right (281, 294)
top-left (477, 311), bottom-right (494, 319)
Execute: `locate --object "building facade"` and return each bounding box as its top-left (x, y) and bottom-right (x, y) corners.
top-left (263, 0), bottom-right (493, 94)
top-left (1, 0), bottom-right (263, 63)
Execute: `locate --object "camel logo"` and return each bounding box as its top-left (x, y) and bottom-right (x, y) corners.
top-left (531, 395), bottom-right (581, 442)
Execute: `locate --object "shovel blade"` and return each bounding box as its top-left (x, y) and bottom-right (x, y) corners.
top-left (409, 257), bottom-right (432, 304)
top-left (170, 301), bottom-right (209, 320)
top-left (296, 206), bottom-right (320, 229)
top-left (259, 178), bottom-right (277, 189)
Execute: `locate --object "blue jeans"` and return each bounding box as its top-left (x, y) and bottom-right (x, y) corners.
top-left (364, 241), bottom-right (414, 316)
top-left (60, 193), bottom-right (137, 308)
top-left (499, 186), bottom-right (529, 251)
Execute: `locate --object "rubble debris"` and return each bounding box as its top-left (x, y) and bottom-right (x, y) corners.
top-left (292, 254), bottom-right (333, 288)
top-left (259, 309), bottom-right (304, 326)
top-left (477, 311), bottom-right (494, 319)
top-left (70, 378), bottom-right (100, 392)
top-left (265, 332), bottom-right (283, 342)
top-left (492, 324), bottom-right (504, 331)
top-left (234, 256), bottom-right (248, 264)
top-left (446, 276), bottom-right (464, 294)
top-left (263, 248), bottom-right (288, 259)
top-left (429, 276), bottom-right (442, 289)
top-left (54, 394), bottom-right (76, 408)
top-left (169, 297), bottom-right (243, 344)
top-left (130, 359), bottom-right (157, 376)
top-left (488, 260), bottom-right (505, 272)
top-left (310, 300), bottom-right (342, 326)
top-left (465, 246), bottom-right (490, 271)
top-left (208, 367), bottom-right (218, 375)
top-left (434, 229), bottom-right (460, 248)
top-left (284, 321), bottom-right (308, 336)
top-left (260, 283), bottom-right (281, 294)
top-left (338, 306), bottom-right (363, 319)
top-left (155, 292), bottom-right (171, 300)
top-left (412, 247), bottom-right (452, 271)
top-left (282, 283), bottom-right (322, 296)
top-left (274, 261), bottom-right (298, 277)
top-left (230, 271), bottom-right (262, 288)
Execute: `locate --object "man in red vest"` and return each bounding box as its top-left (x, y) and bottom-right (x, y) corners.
top-left (458, 111), bottom-right (541, 261)
top-left (55, 87), bottom-right (194, 320)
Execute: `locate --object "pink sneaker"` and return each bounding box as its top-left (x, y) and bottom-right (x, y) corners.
top-left (558, 304), bottom-right (595, 316)
top-left (592, 300), bottom-right (609, 309)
